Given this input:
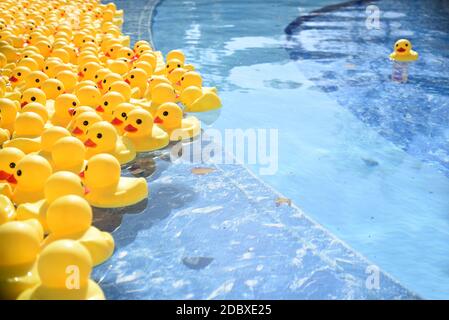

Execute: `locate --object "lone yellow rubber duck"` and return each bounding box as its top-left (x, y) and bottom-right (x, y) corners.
top-left (82, 153), bottom-right (148, 208)
top-left (389, 39), bottom-right (418, 62)
top-left (0, 220), bottom-right (43, 300)
top-left (43, 195), bottom-right (115, 266)
top-left (16, 171), bottom-right (86, 233)
top-left (123, 108), bottom-right (169, 152)
top-left (18, 239), bottom-right (105, 300)
top-left (154, 102), bottom-right (201, 141)
top-left (84, 121), bottom-right (136, 165)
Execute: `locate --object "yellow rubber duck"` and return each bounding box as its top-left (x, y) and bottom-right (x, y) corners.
top-left (83, 153), bottom-right (148, 208)
top-left (20, 87), bottom-right (46, 109)
top-left (16, 171), bottom-right (86, 234)
top-left (0, 97), bottom-right (18, 133)
top-left (0, 220), bottom-right (43, 300)
top-left (0, 146), bottom-right (24, 180)
top-left (76, 85), bottom-right (101, 108)
top-left (166, 49), bottom-right (185, 64)
top-left (52, 137), bottom-right (87, 174)
top-left (51, 93), bottom-right (80, 127)
top-left (108, 80), bottom-right (132, 101)
top-left (4, 112), bottom-right (43, 154)
top-left (55, 70), bottom-right (78, 93)
top-left (43, 195), bottom-right (114, 266)
top-left (180, 85), bottom-right (222, 112)
top-left (97, 91), bottom-right (126, 121)
top-left (84, 121), bottom-right (136, 165)
top-left (180, 71), bottom-right (217, 94)
top-left (124, 108), bottom-right (169, 152)
top-left (154, 102), bottom-right (201, 141)
top-left (8, 66), bottom-right (31, 87)
top-left (38, 126), bottom-right (71, 162)
top-left (70, 111), bottom-right (102, 142)
top-left (165, 58), bottom-right (184, 76)
top-left (148, 83), bottom-right (178, 116)
top-left (167, 67), bottom-right (186, 91)
top-left (98, 72), bottom-right (122, 94)
top-left (23, 70), bottom-right (49, 90)
top-left (0, 194), bottom-right (15, 224)
top-left (77, 61), bottom-right (102, 81)
top-left (124, 68), bottom-right (148, 99)
top-left (41, 78), bottom-right (65, 100)
top-left (9, 154), bottom-right (53, 205)
top-left (17, 239), bottom-right (105, 300)
top-left (389, 39), bottom-right (418, 62)
top-left (110, 102), bottom-right (137, 134)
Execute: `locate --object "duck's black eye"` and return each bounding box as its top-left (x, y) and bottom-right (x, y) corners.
top-left (177, 64), bottom-right (180, 68)
top-left (45, 66), bottom-right (48, 70)
top-left (85, 165), bottom-right (88, 171)
top-left (9, 162), bottom-right (15, 169)
top-left (83, 120), bottom-right (88, 126)
top-left (95, 75), bottom-right (98, 79)
top-left (166, 65), bottom-right (169, 68)
top-left (103, 79), bottom-right (106, 83)
top-left (181, 77), bottom-right (184, 81)
top-left (130, 75), bottom-right (134, 79)
top-left (97, 133), bottom-right (102, 139)
top-left (163, 111), bottom-right (168, 116)
top-left (84, 68), bottom-right (87, 72)
top-left (31, 96), bottom-right (36, 101)
top-left (396, 44), bottom-right (398, 47)
top-left (405, 43), bottom-right (408, 46)
top-left (72, 102), bottom-right (77, 106)
top-left (17, 72), bottom-right (21, 76)
top-left (136, 119), bottom-right (142, 125)
top-left (35, 79), bottom-right (40, 83)
top-left (17, 170), bottom-right (22, 176)
top-left (121, 112), bottom-right (126, 118)
top-left (57, 86), bottom-right (61, 90)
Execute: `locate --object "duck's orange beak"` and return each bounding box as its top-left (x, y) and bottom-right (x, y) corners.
top-left (0, 170), bottom-right (11, 180)
top-left (111, 117), bottom-right (123, 125)
top-left (72, 127), bottom-right (83, 135)
top-left (124, 78), bottom-right (130, 84)
top-left (9, 76), bottom-right (18, 82)
top-left (68, 108), bottom-right (75, 116)
top-left (84, 185), bottom-right (90, 195)
top-left (154, 116), bottom-right (163, 124)
top-left (84, 139), bottom-right (97, 147)
top-left (78, 71), bottom-right (84, 77)
top-left (397, 47), bottom-right (406, 53)
top-left (6, 174), bottom-right (17, 184)
top-left (124, 124), bottom-right (137, 132)
top-left (96, 105), bottom-right (104, 112)
top-left (79, 171), bottom-right (85, 178)
top-left (97, 80), bottom-right (103, 90)
top-left (20, 101), bottom-right (27, 108)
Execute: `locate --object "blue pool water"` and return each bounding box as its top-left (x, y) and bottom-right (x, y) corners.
top-left (149, 0), bottom-right (449, 299)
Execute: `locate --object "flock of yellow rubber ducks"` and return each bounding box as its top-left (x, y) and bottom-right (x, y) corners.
top-left (0, 0), bottom-right (221, 300)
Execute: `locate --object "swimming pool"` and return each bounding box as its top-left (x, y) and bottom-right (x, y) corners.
top-left (150, 0), bottom-right (449, 299)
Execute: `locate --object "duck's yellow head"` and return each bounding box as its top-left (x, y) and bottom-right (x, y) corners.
top-left (393, 39), bottom-right (413, 55)
top-left (78, 61), bottom-right (102, 80)
top-left (47, 193), bottom-right (92, 236)
top-left (21, 102), bottom-right (49, 123)
top-left (124, 108), bottom-right (153, 136)
top-left (52, 137), bottom-right (86, 172)
top-left (42, 78), bottom-right (65, 100)
top-left (107, 59), bottom-right (130, 76)
top-left (9, 66), bottom-right (31, 86)
top-left (23, 71), bottom-right (49, 90)
top-left (0, 221), bottom-right (42, 267)
top-left (43, 58), bottom-right (63, 77)
top-left (84, 121), bottom-right (117, 152)
top-left (20, 87), bottom-right (46, 109)
top-left (14, 112), bottom-right (44, 137)
top-left (133, 40), bottom-right (151, 53)
top-left (93, 68), bottom-right (110, 88)
top-left (71, 111), bottom-right (101, 137)
top-left (0, 97), bottom-right (18, 124)
top-left (108, 80), bottom-right (132, 102)
top-left (152, 83), bottom-right (177, 105)
top-left (148, 75), bottom-right (171, 93)
top-left (97, 91), bottom-right (125, 119)
top-left (40, 126), bottom-right (71, 153)
top-left (83, 153), bottom-right (121, 189)
top-left (55, 70), bottom-right (77, 93)
top-left (124, 68), bottom-right (147, 88)
top-left (165, 58), bottom-right (183, 75)
top-left (17, 57), bottom-right (39, 72)
top-left (105, 43), bottom-right (122, 59)
top-left (37, 239), bottom-right (92, 289)
top-left (54, 93), bottom-right (80, 118)
top-left (0, 147), bottom-right (25, 181)
top-left (180, 86), bottom-right (202, 107)
top-left (110, 102), bottom-right (136, 128)
top-left (76, 85), bottom-right (101, 108)
top-left (35, 40), bottom-right (52, 57)
top-left (99, 72), bottom-right (122, 93)
top-left (180, 71), bottom-right (202, 91)
top-left (132, 61), bottom-right (154, 77)
top-left (44, 171), bottom-right (85, 203)
top-left (168, 67), bottom-right (186, 88)
top-left (137, 52), bottom-right (157, 70)
top-left (166, 49), bottom-right (186, 65)
top-left (9, 154), bottom-right (52, 190)
top-left (117, 47), bottom-right (134, 60)
top-left (154, 102), bottom-right (183, 130)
